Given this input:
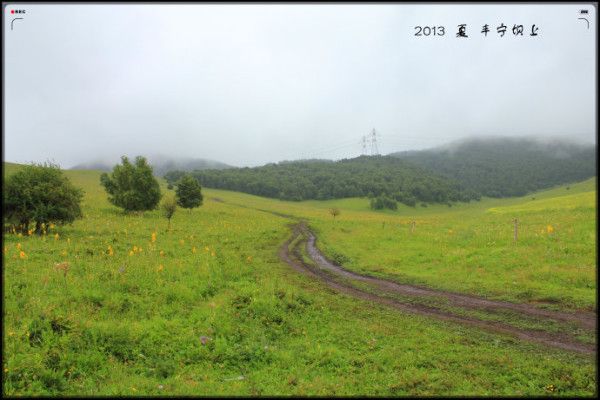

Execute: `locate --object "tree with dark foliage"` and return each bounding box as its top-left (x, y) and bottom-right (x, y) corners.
top-left (4, 163), bottom-right (84, 234)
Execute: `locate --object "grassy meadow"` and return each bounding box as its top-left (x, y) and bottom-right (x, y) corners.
top-left (2, 163), bottom-right (597, 396)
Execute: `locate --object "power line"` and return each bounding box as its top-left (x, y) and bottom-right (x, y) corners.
top-left (361, 136), bottom-right (368, 155)
top-left (302, 141), bottom-right (361, 159)
top-left (370, 128), bottom-right (379, 156)
top-left (298, 138), bottom-right (357, 159)
top-left (299, 128), bottom-right (391, 160)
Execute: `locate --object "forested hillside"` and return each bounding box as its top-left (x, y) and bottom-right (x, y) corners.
top-left (392, 138), bottom-right (596, 197)
top-left (164, 138), bottom-right (595, 206)
top-left (166, 156), bottom-right (479, 205)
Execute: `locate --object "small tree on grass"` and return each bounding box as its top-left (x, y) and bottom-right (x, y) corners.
top-left (162, 196), bottom-right (177, 230)
top-left (3, 163), bottom-right (84, 234)
top-left (175, 174), bottom-right (203, 212)
top-left (100, 156), bottom-right (161, 213)
top-left (329, 207), bottom-right (340, 220)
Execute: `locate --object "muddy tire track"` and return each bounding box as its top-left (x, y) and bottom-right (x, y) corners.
top-left (281, 222), bottom-right (595, 355)
top-left (214, 199), bottom-right (596, 354)
top-left (304, 229), bottom-right (596, 331)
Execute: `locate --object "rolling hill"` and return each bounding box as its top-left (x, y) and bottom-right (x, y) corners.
top-left (391, 137), bottom-right (596, 198)
top-left (172, 156), bottom-right (479, 204)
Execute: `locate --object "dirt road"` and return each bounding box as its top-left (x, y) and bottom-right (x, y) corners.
top-left (280, 221), bottom-right (596, 355)
top-left (211, 198), bottom-right (596, 355)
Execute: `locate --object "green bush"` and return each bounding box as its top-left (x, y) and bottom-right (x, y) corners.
top-left (100, 156), bottom-right (161, 212)
top-left (3, 162), bottom-right (84, 234)
top-left (175, 174), bottom-right (203, 210)
top-left (369, 195), bottom-right (397, 211)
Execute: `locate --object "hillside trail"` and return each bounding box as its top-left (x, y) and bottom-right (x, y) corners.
top-left (213, 198), bottom-right (597, 355)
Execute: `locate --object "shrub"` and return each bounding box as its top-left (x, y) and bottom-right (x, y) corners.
top-left (175, 174), bottom-right (203, 211)
top-left (100, 156), bottom-right (161, 212)
top-left (369, 195), bottom-right (397, 211)
top-left (3, 163), bottom-right (84, 234)
top-left (329, 208), bottom-right (340, 220)
top-left (161, 195), bottom-right (177, 230)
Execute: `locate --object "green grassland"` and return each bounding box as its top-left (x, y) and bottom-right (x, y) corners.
top-left (206, 178), bottom-right (597, 311)
top-left (2, 164), bottom-right (597, 396)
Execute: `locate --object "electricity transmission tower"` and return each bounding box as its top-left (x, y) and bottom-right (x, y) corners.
top-left (370, 128), bottom-right (379, 155)
top-left (359, 129), bottom-right (379, 156)
top-left (361, 136), bottom-right (368, 155)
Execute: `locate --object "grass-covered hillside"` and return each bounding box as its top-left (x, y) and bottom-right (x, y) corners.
top-left (3, 163), bottom-right (596, 396)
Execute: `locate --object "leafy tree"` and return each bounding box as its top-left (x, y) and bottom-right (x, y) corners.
top-left (175, 174), bottom-right (203, 211)
top-left (370, 195), bottom-right (397, 211)
top-left (100, 156), bottom-right (161, 212)
top-left (3, 163), bottom-right (84, 234)
top-left (163, 170), bottom-right (186, 185)
top-left (329, 207), bottom-right (340, 220)
top-left (161, 195), bottom-right (177, 230)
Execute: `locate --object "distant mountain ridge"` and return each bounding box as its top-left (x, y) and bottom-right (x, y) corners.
top-left (70, 155), bottom-right (233, 176)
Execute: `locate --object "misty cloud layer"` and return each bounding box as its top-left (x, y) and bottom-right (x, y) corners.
top-left (4, 4), bottom-right (596, 168)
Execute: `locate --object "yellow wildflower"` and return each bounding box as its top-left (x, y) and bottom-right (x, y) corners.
top-left (49, 223), bottom-right (55, 229)
top-left (27, 229), bottom-right (33, 236)
top-left (107, 246), bottom-right (114, 256)
top-left (16, 243), bottom-right (21, 250)
top-left (133, 246), bottom-right (138, 253)
top-left (129, 250), bottom-right (134, 256)
top-left (157, 264), bottom-right (164, 272)
top-left (19, 251), bottom-right (27, 259)
top-left (54, 233), bottom-right (59, 240)
top-left (547, 225), bottom-right (554, 234)
top-left (204, 246), bottom-right (210, 252)
top-left (211, 251), bottom-right (216, 257)
top-left (151, 232), bottom-right (157, 243)
top-left (192, 246), bottom-right (197, 254)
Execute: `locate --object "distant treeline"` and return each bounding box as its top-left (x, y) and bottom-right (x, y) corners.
top-left (165, 156), bottom-right (479, 206)
top-left (392, 138), bottom-right (596, 198)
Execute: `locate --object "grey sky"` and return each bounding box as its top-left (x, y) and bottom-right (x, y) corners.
top-left (4, 3), bottom-right (597, 168)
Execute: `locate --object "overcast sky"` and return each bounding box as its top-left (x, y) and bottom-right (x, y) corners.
top-left (4, 3), bottom-right (597, 168)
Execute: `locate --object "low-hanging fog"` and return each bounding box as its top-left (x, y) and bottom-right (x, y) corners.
top-left (4, 4), bottom-right (596, 168)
